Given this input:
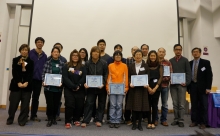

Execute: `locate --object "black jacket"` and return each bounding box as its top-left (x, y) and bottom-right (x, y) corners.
top-left (9, 56), bottom-right (34, 91)
top-left (188, 58), bottom-right (213, 94)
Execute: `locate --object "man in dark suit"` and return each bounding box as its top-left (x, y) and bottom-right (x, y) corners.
top-left (188, 47), bottom-right (213, 129)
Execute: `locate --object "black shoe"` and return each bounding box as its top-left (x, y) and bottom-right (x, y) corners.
top-left (46, 120), bottom-right (53, 127)
top-left (114, 123), bottom-right (120, 128)
top-left (138, 125), bottom-right (143, 131)
top-left (6, 121), bottom-right (13, 125)
top-left (56, 116), bottom-right (61, 121)
top-left (178, 122), bottom-right (184, 127)
top-left (52, 119), bottom-right (57, 125)
top-left (18, 123), bottom-right (25, 126)
top-left (45, 118), bottom-right (48, 121)
top-left (109, 123), bottom-right (114, 128)
top-left (132, 124), bottom-right (137, 130)
top-left (31, 117), bottom-right (41, 122)
top-left (171, 121), bottom-right (179, 126)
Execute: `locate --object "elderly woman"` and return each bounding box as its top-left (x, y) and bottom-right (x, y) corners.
top-left (7, 44), bottom-right (34, 126)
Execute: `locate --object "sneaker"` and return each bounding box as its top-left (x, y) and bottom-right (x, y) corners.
top-left (114, 123), bottom-right (120, 128)
top-left (178, 122), bottom-right (184, 127)
top-left (126, 120), bottom-right (132, 126)
top-left (65, 123), bottom-right (72, 129)
top-left (90, 117), bottom-right (94, 123)
top-left (56, 116), bottom-right (61, 121)
top-left (109, 123), bottom-right (114, 128)
top-left (30, 117), bottom-right (41, 122)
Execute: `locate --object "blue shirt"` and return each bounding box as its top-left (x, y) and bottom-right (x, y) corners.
top-left (192, 58), bottom-right (200, 81)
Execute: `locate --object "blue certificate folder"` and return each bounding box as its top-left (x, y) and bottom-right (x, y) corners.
top-left (109, 83), bottom-right (125, 95)
top-left (171, 73), bottom-right (185, 84)
top-left (45, 73), bottom-right (62, 86)
top-left (213, 93), bottom-right (220, 108)
top-left (163, 66), bottom-right (170, 76)
top-left (86, 75), bottom-right (103, 88)
top-left (131, 74), bottom-right (148, 86)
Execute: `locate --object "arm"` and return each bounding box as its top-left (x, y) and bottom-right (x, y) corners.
top-left (124, 65), bottom-right (129, 92)
top-left (205, 60), bottom-right (213, 90)
top-left (12, 58), bottom-right (22, 83)
top-left (25, 60), bottom-right (34, 84)
top-left (185, 59), bottom-right (192, 86)
top-left (153, 65), bottom-right (163, 91)
top-left (106, 65), bottom-right (111, 91)
top-left (77, 66), bottom-right (86, 87)
top-left (62, 64), bottom-right (78, 90)
top-left (42, 62), bottom-right (48, 82)
top-left (103, 62), bottom-right (108, 85)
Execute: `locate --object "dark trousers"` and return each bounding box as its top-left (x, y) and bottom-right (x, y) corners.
top-left (30, 79), bottom-right (42, 118)
top-left (44, 91), bottom-right (62, 120)
top-left (82, 89), bottom-right (107, 123)
top-left (148, 91), bottom-right (160, 124)
top-left (64, 88), bottom-right (85, 124)
top-left (132, 111), bottom-right (143, 126)
top-left (7, 90), bottom-right (31, 124)
top-left (190, 82), bottom-right (208, 125)
top-left (124, 91), bottom-right (131, 121)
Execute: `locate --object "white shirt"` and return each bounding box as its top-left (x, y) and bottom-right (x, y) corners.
top-left (135, 61), bottom-right (142, 74)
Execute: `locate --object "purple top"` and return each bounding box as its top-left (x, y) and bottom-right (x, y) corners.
top-left (29, 49), bottom-right (47, 81)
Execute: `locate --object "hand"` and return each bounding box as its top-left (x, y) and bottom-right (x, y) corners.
top-left (59, 83), bottom-right (62, 87)
top-left (130, 83), bottom-right (134, 88)
top-left (144, 85), bottom-right (148, 88)
top-left (84, 83), bottom-right (89, 89)
top-left (124, 91), bottom-right (127, 95)
top-left (70, 70), bottom-right (75, 73)
top-left (18, 82), bottom-right (23, 88)
top-left (42, 82), bottom-right (47, 86)
top-left (206, 89), bottom-right (211, 94)
top-left (23, 82), bottom-right (28, 88)
top-left (76, 86), bottom-right (79, 91)
top-left (98, 84), bottom-right (104, 89)
top-left (107, 90), bottom-right (110, 95)
top-left (181, 83), bottom-right (186, 86)
top-left (148, 87), bottom-right (153, 94)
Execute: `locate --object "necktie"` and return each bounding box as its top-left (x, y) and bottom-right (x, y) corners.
top-left (193, 60), bottom-right (198, 82)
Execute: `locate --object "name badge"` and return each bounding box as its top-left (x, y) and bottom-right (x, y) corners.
top-left (201, 67), bottom-right (206, 71)
top-left (140, 67), bottom-right (145, 71)
top-left (69, 68), bottom-right (74, 71)
top-left (24, 62), bottom-right (28, 66)
top-left (153, 79), bottom-right (158, 83)
top-left (56, 64), bottom-right (59, 67)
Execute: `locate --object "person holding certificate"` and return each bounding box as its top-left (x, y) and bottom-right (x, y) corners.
top-left (42, 47), bottom-right (65, 127)
top-left (106, 51), bottom-right (128, 128)
top-left (126, 49), bottom-right (149, 131)
top-left (62, 49), bottom-right (86, 129)
top-left (7, 44), bottom-right (34, 126)
top-left (81, 46), bottom-right (108, 128)
top-left (146, 50), bottom-right (163, 129)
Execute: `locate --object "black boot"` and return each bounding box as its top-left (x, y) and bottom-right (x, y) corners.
top-left (138, 123), bottom-right (143, 131)
top-left (46, 120), bottom-right (53, 127)
top-left (53, 118), bottom-right (57, 125)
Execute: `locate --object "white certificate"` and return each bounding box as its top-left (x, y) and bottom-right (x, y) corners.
top-left (131, 74), bottom-right (148, 86)
top-left (163, 66), bottom-right (170, 76)
top-left (44, 73), bottom-right (62, 86)
top-left (109, 83), bottom-right (125, 95)
top-left (171, 73), bottom-right (185, 84)
top-left (86, 75), bottom-right (103, 88)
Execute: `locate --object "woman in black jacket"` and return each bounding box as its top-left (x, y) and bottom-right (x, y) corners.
top-left (7, 44), bottom-right (34, 126)
top-left (62, 49), bottom-right (86, 129)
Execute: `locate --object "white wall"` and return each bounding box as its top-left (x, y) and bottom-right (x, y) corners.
top-left (212, 0), bottom-right (220, 38)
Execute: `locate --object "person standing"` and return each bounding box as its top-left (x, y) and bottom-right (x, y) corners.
top-left (42, 47), bottom-right (65, 127)
top-left (79, 48), bottom-right (88, 65)
top-left (141, 44), bottom-right (149, 63)
top-left (7, 44), bottom-right (34, 126)
top-left (29, 37), bottom-right (47, 122)
top-left (157, 47), bottom-right (173, 126)
top-left (169, 44), bottom-right (191, 127)
top-left (188, 47), bottom-right (213, 129)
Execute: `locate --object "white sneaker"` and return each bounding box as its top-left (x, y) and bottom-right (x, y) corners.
top-left (90, 117), bottom-right (94, 123)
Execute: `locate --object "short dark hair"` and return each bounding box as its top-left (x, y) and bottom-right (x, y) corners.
top-left (133, 49), bottom-right (143, 57)
top-left (53, 43), bottom-right (63, 49)
top-left (90, 46), bottom-right (101, 58)
top-left (113, 50), bottom-right (123, 60)
top-left (114, 44), bottom-right (122, 50)
top-left (141, 44), bottom-right (149, 50)
top-left (19, 44), bottom-right (30, 53)
top-left (97, 39), bottom-right (106, 46)
top-left (35, 37), bottom-right (45, 44)
top-left (79, 48), bottom-right (88, 61)
top-left (191, 47), bottom-right (202, 53)
top-left (51, 47), bottom-right (60, 53)
top-left (173, 44), bottom-right (182, 50)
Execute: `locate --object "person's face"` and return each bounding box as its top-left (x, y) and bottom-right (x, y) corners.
top-left (157, 48), bottom-right (166, 58)
top-left (134, 52), bottom-right (143, 62)
top-left (141, 45), bottom-right (149, 56)
top-left (35, 40), bottom-right (44, 49)
top-left (132, 47), bottom-right (138, 56)
top-left (174, 46), bottom-right (182, 56)
top-left (79, 50), bottom-right (86, 59)
top-left (192, 49), bottom-right (201, 59)
top-left (114, 46), bottom-right (122, 52)
top-left (114, 54), bottom-right (122, 62)
top-left (71, 53), bottom-right (79, 63)
top-left (54, 45), bottom-right (62, 52)
top-left (98, 42), bottom-right (106, 51)
top-left (51, 49), bottom-right (60, 59)
top-left (92, 50), bottom-right (100, 60)
top-left (20, 47), bottom-right (29, 57)
top-left (150, 53), bottom-right (157, 62)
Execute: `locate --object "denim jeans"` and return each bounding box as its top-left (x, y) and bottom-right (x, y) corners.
top-left (109, 94), bottom-right (124, 123)
top-left (160, 87), bottom-right (169, 122)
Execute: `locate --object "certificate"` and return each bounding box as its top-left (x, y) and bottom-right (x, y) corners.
top-left (86, 75), bottom-right (103, 88)
top-left (45, 73), bottom-right (62, 86)
top-left (171, 73), bottom-right (185, 84)
top-left (109, 83), bottom-right (125, 95)
top-left (131, 74), bottom-right (148, 86)
top-left (163, 66), bottom-right (170, 76)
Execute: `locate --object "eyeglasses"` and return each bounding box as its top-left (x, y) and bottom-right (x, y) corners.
top-left (72, 55), bottom-right (78, 57)
top-left (174, 49), bottom-right (182, 51)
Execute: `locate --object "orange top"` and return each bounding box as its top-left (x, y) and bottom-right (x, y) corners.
top-left (106, 61), bottom-right (129, 92)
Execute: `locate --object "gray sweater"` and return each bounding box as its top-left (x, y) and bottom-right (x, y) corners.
top-left (169, 56), bottom-right (192, 86)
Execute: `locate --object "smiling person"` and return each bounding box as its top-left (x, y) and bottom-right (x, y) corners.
top-left (42, 47), bottom-right (65, 127)
top-left (6, 44), bottom-right (34, 126)
top-left (62, 49), bottom-right (86, 129)
top-left (29, 37), bottom-right (47, 122)
top-left (79, 48), bottom-right (88, 65)
top-left (141, 44), bottom-right (149, 63)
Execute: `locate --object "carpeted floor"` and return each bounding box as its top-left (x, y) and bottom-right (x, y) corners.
top-left (0, 109), bottom-right (220, 136)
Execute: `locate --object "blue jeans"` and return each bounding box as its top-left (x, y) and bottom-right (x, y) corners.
top-left (109, 94), bottom-right (124, 123)
top-left (160, 87), bottom-right (169, 122)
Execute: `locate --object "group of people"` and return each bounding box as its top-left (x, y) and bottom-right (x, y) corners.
top-left (6, 37), bottom-right (213, 131)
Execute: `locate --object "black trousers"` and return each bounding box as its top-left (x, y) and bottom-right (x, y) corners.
top-left (30, 79), bottom-right (42, 118)
top-left (148, 91), bottom-right (160, 124)
top-left (64, 88), bottom-right (85, 124)
top-left (82, 89), bottom-right (107, 123)
top-left (190, 82), bottom-right (208, 125)
top-left (44, 91), bottom-right (62, 120)
top-left (124, 91), bottom-right (132, 121)
top-left (132, 111), bottom-right (143, 126)
top-left (7, 90), bottom-right (31, 124)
